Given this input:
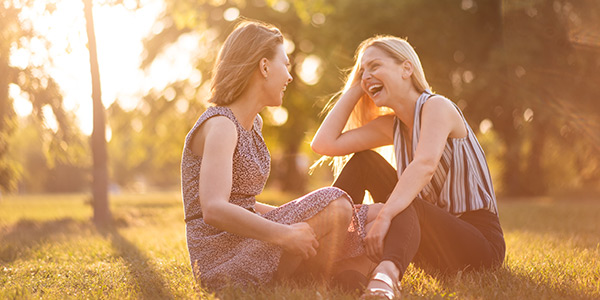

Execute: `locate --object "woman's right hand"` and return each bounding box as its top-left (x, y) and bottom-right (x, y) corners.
top-left (279, 222), bottom-right (319, 260)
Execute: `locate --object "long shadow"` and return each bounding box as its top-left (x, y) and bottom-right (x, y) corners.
top-left (0, 217), bottom-right (175, 299)
top-left (402, 264), bottom-right (597, 299)
top-left (98, 224), bottom-right (175, 300)
top-left (0, 218), bottom-right (92, 263)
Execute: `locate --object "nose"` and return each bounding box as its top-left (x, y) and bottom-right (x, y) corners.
top-left (361, 69), bottom-right (371, 81)
top-left (287, 73), bottom-right (293, 83)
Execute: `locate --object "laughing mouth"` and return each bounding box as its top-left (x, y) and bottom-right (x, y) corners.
top-left (368, 84), bottom-right (383, 97)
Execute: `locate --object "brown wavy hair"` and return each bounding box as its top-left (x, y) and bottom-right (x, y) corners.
top-left (208, 20), bottom-right (284, 105)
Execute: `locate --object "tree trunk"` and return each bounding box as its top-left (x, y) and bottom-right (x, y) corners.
top-left (523, 118), bottom-right (546, 195)
top-left (0, 59), bottom-right (18, 192)
top-left (83, 0), bottom-right (111, 226)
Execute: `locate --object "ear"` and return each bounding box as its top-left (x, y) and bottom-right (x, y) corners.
top-left (401, 60), bottom-right (414, 79)
top-left (259, 58), bottom-right (269, 78)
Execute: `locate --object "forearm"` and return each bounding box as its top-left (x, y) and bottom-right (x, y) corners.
top-left (204, 201), bottom-right (288, 245)
top-left (377, 161), bottom-right (435, 221)
top-left (255, 202), bottom-right (277, 214)
top-left (311, 88), bottom-right (362, 152)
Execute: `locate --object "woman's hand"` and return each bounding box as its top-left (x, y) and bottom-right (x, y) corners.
top-left (279, 222), bottom-right (319, 260)
top-left (364, 214), bottom-right (392, 262)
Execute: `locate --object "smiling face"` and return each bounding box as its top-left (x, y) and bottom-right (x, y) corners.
top-left (262, 43), bottom-right (293, 106)
top-left (359, 45), bottom-right (413, 107)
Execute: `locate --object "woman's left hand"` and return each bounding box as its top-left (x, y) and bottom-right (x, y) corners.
top-left (364, 215), bottom-right (392, 262)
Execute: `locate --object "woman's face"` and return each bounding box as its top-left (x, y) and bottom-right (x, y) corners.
top-left (264, 43), bottom-right (292, 106)
top-left (359, 46), bottom-right (408, 106)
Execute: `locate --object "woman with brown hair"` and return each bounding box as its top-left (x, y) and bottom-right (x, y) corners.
top-left (180, 20), bottom-right (374, 291)
top-left (312, 36), bottom-right (505, 299)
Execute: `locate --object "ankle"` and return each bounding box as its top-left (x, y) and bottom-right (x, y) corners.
top-left (373, 260), bottom-right (400, 281)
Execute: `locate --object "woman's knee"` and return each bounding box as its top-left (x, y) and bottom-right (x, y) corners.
top-left (325, 197), bottom-right (353, 224)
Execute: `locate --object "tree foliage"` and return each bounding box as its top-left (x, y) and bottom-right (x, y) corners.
top-left (0, 0), bottom-right (85, 193)
top-left (3, 0), bottom-right (599, 196)
top-left (129, 0), bottom-right (599, 196)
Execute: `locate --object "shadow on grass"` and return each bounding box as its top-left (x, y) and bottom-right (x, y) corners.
top-left (402, 263), bottom-right (598, 300)
top-left (0, 217), bottom-right (175, 300)
top-left (98, 224), bottom-right (175, 300)
top-left (0, 218), bottom-right (93, 263)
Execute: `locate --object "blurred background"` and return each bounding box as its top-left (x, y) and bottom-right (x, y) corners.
top-left (1, 0), bottom-right (599, 199)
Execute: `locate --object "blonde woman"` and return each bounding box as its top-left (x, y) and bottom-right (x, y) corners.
top-left (312, 36), bottom-right (505, 299)
top-left (180, 21), bottom-right (372, 291)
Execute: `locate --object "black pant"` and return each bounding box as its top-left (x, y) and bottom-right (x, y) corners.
top-left (333, 151), bottom-right (505, 278)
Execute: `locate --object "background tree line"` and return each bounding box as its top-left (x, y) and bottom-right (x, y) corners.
top-left (1, 0), bottom-right (599, 197)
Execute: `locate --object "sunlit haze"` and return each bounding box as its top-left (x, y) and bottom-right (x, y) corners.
top-left (10, 0), bottom-right (201, 135)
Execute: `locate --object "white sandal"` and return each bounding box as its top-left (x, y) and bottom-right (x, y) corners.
top-left (360, 272), bottom-right (401, 299)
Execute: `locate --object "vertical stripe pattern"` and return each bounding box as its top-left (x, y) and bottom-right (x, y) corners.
top-left (393, 91), bottom-right (498, 215)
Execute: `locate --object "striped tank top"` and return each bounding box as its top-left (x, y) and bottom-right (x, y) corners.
top-left (393, 90), bottom-right (498, 215)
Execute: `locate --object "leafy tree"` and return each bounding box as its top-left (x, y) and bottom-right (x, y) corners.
top-left (0, 0), bottom-right (85, 194)
top-left (132, 0), bottom-right (599, 196)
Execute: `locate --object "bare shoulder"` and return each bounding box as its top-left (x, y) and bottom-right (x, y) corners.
top-left (422, 95), bottom-right (466, 138)
top-left (422, 95), bottom-right (462, 119)
top-left (423, 95), bottom-right (455, 111)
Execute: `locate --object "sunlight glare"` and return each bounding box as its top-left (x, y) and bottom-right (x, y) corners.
top-left (312, 13), bottom-right (326, 25)
top-left (9, 84), bottom-right (33, 117)
top-left (223, 7), bottom-right (239, 21)
top-left (106, 125), bottom-right (112, 142)
top-left (297, 55), bottom-right (322, 86)
top-left (523, 108), bottom-right (534, 122)
top-left (13, 0), bottom-right (166, 135)
top-left (266, 106), bottom-right (288, 126)
top-left (284, 37), bottom-right (295, 54)
top-left (463, 70), bottom-right (474, 83)
top-left (42, 105), bottom-right (59, 133)
top-left (480, 119), bottom-right (493, 134)
top-left (273, 0), bottom-right (290, 13)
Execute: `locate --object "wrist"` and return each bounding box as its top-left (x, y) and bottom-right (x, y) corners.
top-left (342, 85), bottom-right (363, 103)
top-left (376, 209), bottom-right (394, 222)
top-left (269, 223), bottom-right (290, 246)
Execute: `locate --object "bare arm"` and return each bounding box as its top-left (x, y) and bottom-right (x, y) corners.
top-left (365, 97), bottom-right (465, 260)
top-left (311, 85), bottom-right (394, 156)
top-left (255, 202), bottom-right (277, 214)
top-left (197, 116), bottom-right (318, 259)
top-left (378, 97), bottom-right (466, 219)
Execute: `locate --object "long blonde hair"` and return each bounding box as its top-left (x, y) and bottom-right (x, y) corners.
top-left (313, 35), bottom-right (431, 177)
top-left (208, 20), bottom-right (283, 105)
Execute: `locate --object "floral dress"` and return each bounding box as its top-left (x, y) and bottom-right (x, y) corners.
top-left (181, 106), bottom-right (369, 290)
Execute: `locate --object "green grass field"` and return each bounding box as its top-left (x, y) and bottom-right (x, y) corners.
top-left (1, 191), bottom-right (599, 299)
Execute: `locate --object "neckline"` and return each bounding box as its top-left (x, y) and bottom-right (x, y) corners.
top-left (220, 106), bottom-right (254, 133)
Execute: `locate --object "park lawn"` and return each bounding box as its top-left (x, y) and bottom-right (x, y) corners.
top-left (1, 191), bottom-right (599, 299)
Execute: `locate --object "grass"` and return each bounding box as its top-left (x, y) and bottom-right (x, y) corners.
top-left (1, 192), bottom-right (599, 299)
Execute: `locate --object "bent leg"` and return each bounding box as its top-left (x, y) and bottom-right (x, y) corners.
top-left (303, 197), bottom-right (353, 277)
top-left (276, 197), bottom-right (353, 279)
top-left (333, 150), bottom-right (397, 204)
top-left (383, 198), bottom-right (504, 277)
top-left (364, 199), bottom-right (503, 296)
